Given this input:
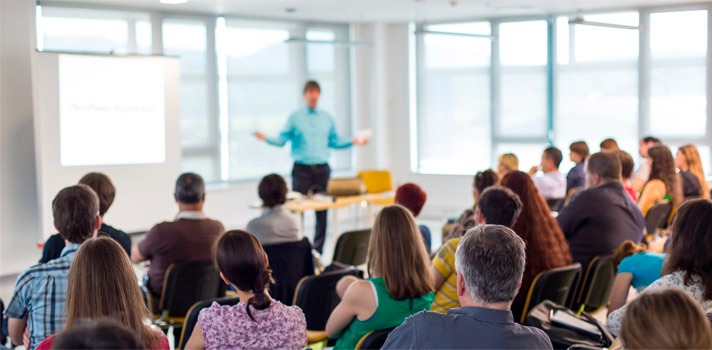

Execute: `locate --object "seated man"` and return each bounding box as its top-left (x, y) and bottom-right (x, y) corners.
top-left (132, 173), bottom-right (225, 301)
top-left (247, 173), bottom-right (301, 245)
top-left (529, 147), bottom-right (566, 199)
top-left (40, 172), bottom-right (131, 263)
top-left (5, 185), bottom-right (100, 349)
top-left (383, 225), bottom-right (552, 349)
top-left (557, 152), bottom-right (645, 269)
top-left (430, 186), bottom-right (522, 314)
top-left (395, 182), bottom-right (431, 253)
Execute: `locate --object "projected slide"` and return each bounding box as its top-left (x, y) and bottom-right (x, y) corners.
top-left (59, 55), bottom-right (166, 166)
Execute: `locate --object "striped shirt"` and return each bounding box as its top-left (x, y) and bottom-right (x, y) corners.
top-left (5, 243), bottom-right (80, 350)
top-left (431, 238), bottom-right (461, 313)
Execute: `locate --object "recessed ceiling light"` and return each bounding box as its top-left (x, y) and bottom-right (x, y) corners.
top-left (160, 0), bottom-right (189, 4)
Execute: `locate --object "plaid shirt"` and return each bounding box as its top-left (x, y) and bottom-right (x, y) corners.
top-left (4, 243), bottom-right (79, 350)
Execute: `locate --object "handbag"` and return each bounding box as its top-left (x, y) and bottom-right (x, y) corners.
top-left (525, 300), bottom-right (614, 349)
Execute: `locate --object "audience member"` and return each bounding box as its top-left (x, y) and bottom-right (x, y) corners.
top-left (615, 150), bottom-right (638, 201)
top-left (676, 144), bottom-right (710, 200)
top-left (185, 230), bottom-right (306, 349)
top-left (325, 205), bottom-right (433, 350)
top-left (528, 147), bottom-right (566, 199)
top-left (566, 141), bottom-right (589, 194)
top-left (632, 136), bottom-right (662, 192)
top-left (132, 173), bottom-right (225, 302)
top-left (39, 172), bottom-right (130, 263)
top-left (607, 199), bottom-right (712, 335)
top-left (500, 171), bottom-right (572, 319)
top-left (246, 174), bottom-right (301, 245)
top-left (384, 225), bottom-right (553, 349)
top-left (638, 145), bottom-right (682, 216)
top-left (497, 153), bottom-right (519, 179)
top-left (431, 186), bottom-right (522, 314)
top-left (620, 289), bottom-right (712, 349)
top-left (445, 170), bottom-right (499, 241)
top-left (50, 319), bottom-right (142, 350)
top-left (5, 185), bottom-right (100, 349)
top-left (607, 240), bottom-right (665, 315)
top-left (35, 238), bottom-right (168, 350)
top-left (395, 183), bottom-right (432, 252)
top-left (600, 138), bottom-right (620, 152)
top-left (557, 152), bottom-right (645, 268)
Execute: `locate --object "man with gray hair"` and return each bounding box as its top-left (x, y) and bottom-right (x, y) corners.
top-left (384, 225), bottom-right (552, 349)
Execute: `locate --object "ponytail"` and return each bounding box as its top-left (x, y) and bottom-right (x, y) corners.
top-left (612, 240), bottom-right (644, 267)
top-left (245, 268), bottom-right (275, 321)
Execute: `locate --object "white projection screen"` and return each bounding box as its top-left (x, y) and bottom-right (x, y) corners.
top-left (33, 52), bottom-right (182, 236)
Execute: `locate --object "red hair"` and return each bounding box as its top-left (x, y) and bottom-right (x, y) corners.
top-left (395, 183), bottom-right (427, 217)
top-left (500, 171), bottom-right (572, 314)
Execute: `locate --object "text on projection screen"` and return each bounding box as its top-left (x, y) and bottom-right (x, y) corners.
top-left (59, 54), bottom-right (166, 166)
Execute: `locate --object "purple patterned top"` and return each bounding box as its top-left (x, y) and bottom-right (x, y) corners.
top-left (198, 300), bottom-right (307, 350)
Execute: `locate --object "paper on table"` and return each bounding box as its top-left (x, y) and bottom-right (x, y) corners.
top-left (356, 129), bottom-right (372, 142)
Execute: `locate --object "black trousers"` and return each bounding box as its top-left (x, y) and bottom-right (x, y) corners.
top-left (292, 163), bottom-right (330, 253)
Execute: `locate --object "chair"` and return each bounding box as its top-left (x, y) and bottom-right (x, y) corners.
top-left (564, 187), bottom-right (583, 206)
top-left (293, 268), bottom-right (363, 343)
top-left (355, 327), bottom-right (396, 350)
top-left (332, 229), bottom-right (371, 266)
top-left (177, 297), bottom-right (240, 349)
top-left (263, 238), bottom-right (315, 305)
top-left (575, 255), bottom-right (616, 313)
top-left (645, 203), bottom-right (673, 236)
top-left (546, 198), bottom-right (565, 212)
top-left (520, 264), bottom-right (582, 323)
top-left (149, 260), bottom-right (227, 327)
top-left (357, 170), bottom-right (393, 194)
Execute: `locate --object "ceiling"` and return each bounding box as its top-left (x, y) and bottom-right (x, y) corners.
top-left (44, 0), bottom-right (712, 23)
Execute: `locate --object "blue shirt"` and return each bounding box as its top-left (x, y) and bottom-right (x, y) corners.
top-left (265, 108), bottom-right (352, 165)
top-left (617, 252), bottom-right (665, 292)
top-left (5, 243), bottom-right (80, 349)
top-left (566, 161), bottom-right (586, 194)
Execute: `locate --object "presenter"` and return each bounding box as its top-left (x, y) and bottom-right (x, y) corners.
top-left (254, 81), bottom-right (367, 253)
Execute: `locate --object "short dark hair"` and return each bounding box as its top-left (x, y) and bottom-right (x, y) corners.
top-left (642, 136), bottom-right (661, 144)
top-left (477, 186), bottom-right (522, 228)
top-left (53, 184), bottom-right (99, 244)
top-left (52, 318), bottom-right (141, 349)
top-left (600, 138), bottom-right (619, 151)
top-left (615, 150), bottom-right (635, 179)
top-left (395, 183), bottom-right (427, 217)
top-left (78, 172), bottom-right (115, 216)
top-left (258, 174), bottom-right (288, 208)
top-left (303, 80), bottom-right (321, 94)
top-left (543, 147), bottom-right (563, 168)
top-left (587, 152), bottom-right (622, 182)
top-left (569, 141), bottom-right (590, 159)
top-left (174, 173), bottom-right (205, 204)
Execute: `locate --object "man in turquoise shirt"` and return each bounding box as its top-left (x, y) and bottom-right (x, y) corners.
top-left (254, 81), bottom-right (366, 252)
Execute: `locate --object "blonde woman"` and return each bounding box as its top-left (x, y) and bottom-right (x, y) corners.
top-left (620, 288), bottom-right (712, 349)
top-left (325, 205), bottom-right (434, 350)
top-left (497, 153), bottom-right (519, 179)
top-left (36, 237), bottom-right (168, 349)
top-left (676, 144), bottom-right (710, 200)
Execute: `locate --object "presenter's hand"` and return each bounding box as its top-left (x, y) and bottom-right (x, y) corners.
top-left (254, 131), bottom-right (266, 141)
top-left (353, 138), bottom-right (368, 146)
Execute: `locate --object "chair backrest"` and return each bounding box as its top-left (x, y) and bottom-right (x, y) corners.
top-left (160, 260), bottom-right (227, 318)
top-left (355, 327), bottom-right (396, 350)
top-left (332, 229), bottom-right (371, 266)
top-left (576, 255), bottom-right (616, 311)
top-left (546, 198), bottom-right (565, 212)
top-left (293, 268), bottom-right (363, 330)
top-left (645, 202), bottom-right (673, 235)
top-left (177, 297), bottom-right (240, 349)
top-left (520, 263), bottom-right (582, 323)
top-left (263, 238), bottom-right (315, 305)
top-left (357, 170), bottom-right (393, 194)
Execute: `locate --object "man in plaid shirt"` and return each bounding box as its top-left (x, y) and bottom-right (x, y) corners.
top-left (4, 184), bottom-right (100, 349)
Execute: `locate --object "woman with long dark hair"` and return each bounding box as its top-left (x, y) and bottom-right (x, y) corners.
top-left (638, 145), bottom-right (682, 215)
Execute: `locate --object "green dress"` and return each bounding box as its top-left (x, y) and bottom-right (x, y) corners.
top-left (334, 277), bottom-right (434, 350)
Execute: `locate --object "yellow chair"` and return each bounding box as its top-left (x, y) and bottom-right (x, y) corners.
top-left (357, 170), bottom-right (393, 194)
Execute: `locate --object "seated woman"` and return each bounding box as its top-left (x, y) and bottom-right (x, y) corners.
top-left (638, 145), bottom-right (682, 216)
top-left (620, 289), bottom-right (712, 349)
top-left (395, 183), bottom-right (431, 253)
top-left (325, 205), bottom-right (434, 350)
top-left (186, 230), bottom-right (306, 349)
top-left (607, 199), bottom-right (712, 335)
top-left (497, 153), bottom-right (519, 179)
top-left (36, 237), bottom-right (168, 350)
top-left (500, 171), bottom-right (572, 320)
top-left (607, 240), bottom-right (665, 314)
top-left (615, 150), bottom-right (639, 202)
top-left (676, 144), bottom-right (710, 201)
top-left (40, 172), bottom-right (131, 263)
top-left (246, 174), bottom-right (301, 245)
top-left (444, 169), bottom-right (499, 241)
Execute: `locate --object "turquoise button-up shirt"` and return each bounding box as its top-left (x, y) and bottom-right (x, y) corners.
top-left (266, 107), bottom-right (352, 165)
